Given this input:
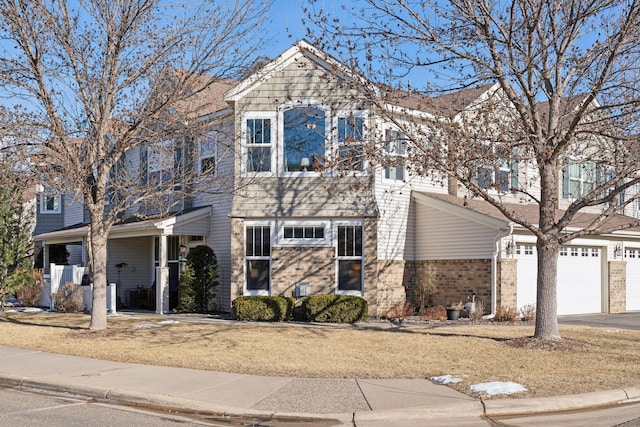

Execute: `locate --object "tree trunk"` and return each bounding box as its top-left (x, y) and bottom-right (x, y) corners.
top-left (89, 221), bottom-right (108, 330)
top-left (534, 239), bottom-right (561, 339)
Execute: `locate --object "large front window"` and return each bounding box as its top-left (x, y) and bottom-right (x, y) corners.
top-left (283, 106), bottom-right (326, 172)
top-left (245, 225), bottom-right (271, 294)
top-left (337, 224), bottom-right (363, 293)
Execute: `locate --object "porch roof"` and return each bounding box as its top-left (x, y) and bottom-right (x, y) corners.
top-left (33, 206), bottom-right (211, 245)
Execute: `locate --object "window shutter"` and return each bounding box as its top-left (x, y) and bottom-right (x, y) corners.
top-left (140, 145), bottom-right (148, 184)
top-left (562, 166), bottom-right (569, 199)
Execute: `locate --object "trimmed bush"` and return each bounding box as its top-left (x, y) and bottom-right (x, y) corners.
top-left (53, 281), bottom-right (83, 313)
top-left (176, 245), bottom-right (218, 313)
top-left (232, 296), bottom-right (296, 322)
top-left (300, 295), bottom-right (369, 323)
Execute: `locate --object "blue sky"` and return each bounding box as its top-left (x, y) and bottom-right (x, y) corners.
top-left (265, 0), bottom-right (310, 57)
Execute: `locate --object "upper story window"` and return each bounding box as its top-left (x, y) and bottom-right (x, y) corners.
top-left (40, 186), bottom-right (61, 214)
top-left (562, 161), bottom-right (595, 199)
top-left (282, 105), bottom-right (327, 173)
top-left (384, 129), bottom-right (407, 181)
top-left (476, 147), bottom-right (519, 192)
top-left (336, 113), bottom-right (366, 172)
top-left (199, 133), bottom-right (217, 175)
top-left (147, 139), bottom-right (183, 186)
top-left (244, 114), bottom-right (274, 174)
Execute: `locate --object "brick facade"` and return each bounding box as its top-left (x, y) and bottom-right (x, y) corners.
top-left (496, 258), bottom-right (518, 310)
top-left (376, 259), bottom-right (410, 316)
top-left (608, 261), bottom-right (626, 313)
top-left (229, 217), bottom-right (379, 317)
top-left (409, 259), bottom-right (492, 308)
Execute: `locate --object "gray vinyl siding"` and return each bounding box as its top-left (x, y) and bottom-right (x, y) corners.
top-left (64, 193), bottom-right (84, 227)
top-left (415, 202), bottom-right (499, 259)
top-left (33, 194), bottom-right (64, 236)
top-left (107, 237), bottom-right (153, 298)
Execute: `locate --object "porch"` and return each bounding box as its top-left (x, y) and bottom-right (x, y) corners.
top-left (33, 207), bottom-right (211, 313)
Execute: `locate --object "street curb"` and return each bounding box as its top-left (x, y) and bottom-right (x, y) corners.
top-left (0, 374), bottom-right (350, 424)
top-left (483, 389), bottom-right (631, 417)
top-left (1, 373), bottom-right (638, 422)
top-left (354, 401), bottom-right (485, 421)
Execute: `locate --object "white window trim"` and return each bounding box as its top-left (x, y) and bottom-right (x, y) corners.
top-left (148, 139), bottom-right (183, 185)
top-left (334, 220), bottom-right (364, 296)
top-left (244, 220), bottom-right (275, 296)
top-left (381, 125), bottom-right (408, 184)
top-left (241, 112), bottom-right (277, 176)
top-left (39, 193), bottom-right (61, 214)
top-left (199, 132), bottom-right (218, 176)
top-left (333, 110), bottom-right (369, 176)
top-left (278, 100), bottom-right (331, 177)
top-left (563, 159), bottom-right (596, 199)
top-left (276, 220), bottom-right (332, 246)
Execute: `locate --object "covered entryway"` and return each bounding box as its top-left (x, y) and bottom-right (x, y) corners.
top-left (33, 206), bottom-right (211, 314)
top-left (516, 243), bottom-right (603, 315)
top-left (624, 248), bottom-right (640, 311)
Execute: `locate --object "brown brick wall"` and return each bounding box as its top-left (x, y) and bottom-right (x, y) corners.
top-left (228, 217), bottom-right (379, 317)
top-left (608, 261), bottom-right (626, 313)
top-left (497, 259), bottom-right (517, 310)
top-left (376, 259), bottom-right (410, 316)
top-left (271, 246), bottom-right (335, 296)
top-left (410, 259), bottom-right (492, 307)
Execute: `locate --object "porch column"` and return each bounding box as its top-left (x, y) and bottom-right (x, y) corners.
top-left (155, 234), bottom-right (170, 314)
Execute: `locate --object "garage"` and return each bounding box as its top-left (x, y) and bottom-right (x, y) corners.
top-left (516, 244), bottom-right (603, 315)
top-left (624, 248), bottom-right (640, 311)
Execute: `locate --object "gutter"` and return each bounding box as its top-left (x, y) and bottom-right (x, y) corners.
top-left (488, 224), bottom-right (514, 318)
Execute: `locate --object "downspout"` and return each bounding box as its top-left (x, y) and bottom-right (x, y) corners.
top-left (488, 224), bottom-right (513, 318)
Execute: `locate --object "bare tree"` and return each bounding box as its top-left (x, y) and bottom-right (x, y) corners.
top-left (307, 0), bottom-right (640, 339)
top-left (0, 0), bottom-right (269, 329)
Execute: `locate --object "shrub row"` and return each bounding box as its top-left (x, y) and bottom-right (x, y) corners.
top-left (232, 295), bottom-right (368, 323)
top-left (232, 296), bottom-right (296, 321)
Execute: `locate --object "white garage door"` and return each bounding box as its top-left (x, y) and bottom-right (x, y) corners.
top-left (516, 244), bottom-right (602, 315)
top-left (624, 248), bottom-right (640, 311)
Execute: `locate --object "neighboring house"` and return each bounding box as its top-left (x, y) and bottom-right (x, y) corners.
top-left (33, 40), bottom-right (640, 316)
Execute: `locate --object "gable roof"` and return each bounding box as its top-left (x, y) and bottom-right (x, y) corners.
top-left (224, 39), bottom-right (378, 103)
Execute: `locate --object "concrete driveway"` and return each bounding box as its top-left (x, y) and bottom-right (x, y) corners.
top-left (558, 312), bottom-right (640, 330)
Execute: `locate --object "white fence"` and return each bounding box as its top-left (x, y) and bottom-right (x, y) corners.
top-left (38, 264), bottom-right (116, 313)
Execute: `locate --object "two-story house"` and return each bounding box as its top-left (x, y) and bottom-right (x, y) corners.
top-left (33, 40), bottom-right (640, 317)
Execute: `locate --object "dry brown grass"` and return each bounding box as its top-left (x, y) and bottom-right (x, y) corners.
top-left (1, 311), bottom-right (639, 399)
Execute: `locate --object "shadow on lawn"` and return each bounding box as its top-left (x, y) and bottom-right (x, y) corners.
top-left (0, 312), bottom-right (89, 330)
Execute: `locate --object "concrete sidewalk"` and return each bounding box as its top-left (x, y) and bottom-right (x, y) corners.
top-left (0, 345), bottom-right (639, 426)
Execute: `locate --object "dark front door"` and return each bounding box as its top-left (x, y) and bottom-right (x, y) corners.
top-left (169, 262), bottom-right (179, 311)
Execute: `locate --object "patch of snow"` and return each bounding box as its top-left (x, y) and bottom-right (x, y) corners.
top-left (430, 375), bottom-right (463, 384)
top-left (468, 382), bottom-right (527, 396)
top-left (6, 307), bottom-right (44, 313)
top-left (159, 320), bottom-right (179, 325)
top-left (133, 323), bottom-right (158, 329)
top-left (607, 329), bottom-right (620, 333)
